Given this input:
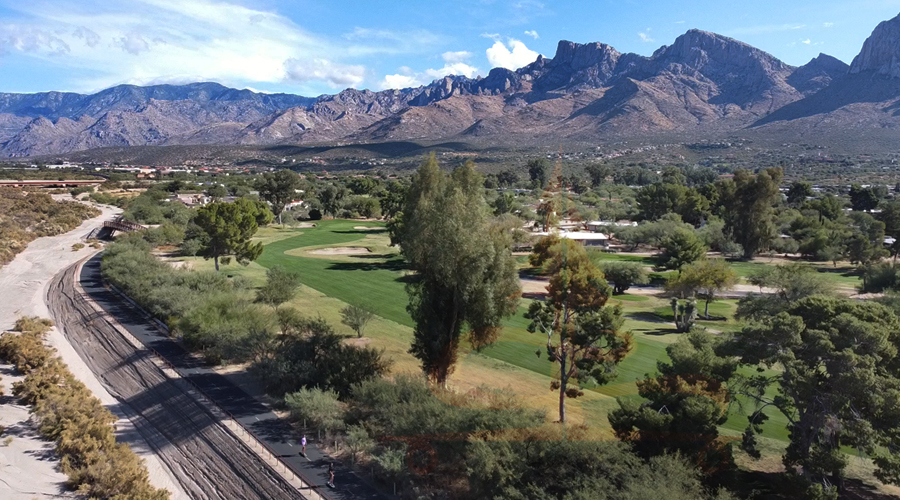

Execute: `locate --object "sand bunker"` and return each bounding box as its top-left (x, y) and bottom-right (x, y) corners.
top-left (353, 226), bottom-right (382, 231)
top-left (309, 247), bottom-right (371, 255)
top-left (296, 222), bottom-right (317, 228)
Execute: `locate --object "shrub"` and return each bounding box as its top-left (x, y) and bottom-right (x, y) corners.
top-left (284, 388), bottom-right (345, 434)
top-left (253, 314), bottom-right (390, 397)
top-left (72, 243), bottom-right (85, 251)
top-left (0, 317), bottom-right (169, 500)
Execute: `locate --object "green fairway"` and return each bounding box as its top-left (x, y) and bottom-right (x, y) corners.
top-left (251, 219), bottom-right (791, 442)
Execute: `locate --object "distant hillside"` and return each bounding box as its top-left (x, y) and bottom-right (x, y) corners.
top-left (6, 13), bottom-right (900, 158)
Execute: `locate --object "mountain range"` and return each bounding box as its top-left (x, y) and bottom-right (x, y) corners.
top-left (5, 13), bottom-right (900, 158)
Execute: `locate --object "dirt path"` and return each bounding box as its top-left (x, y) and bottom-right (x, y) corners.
top-left (46, 261), bottom-right (306, 500)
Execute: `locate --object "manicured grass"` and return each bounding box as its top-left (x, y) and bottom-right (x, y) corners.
top-left (247, 220), bottom-right (794, 442)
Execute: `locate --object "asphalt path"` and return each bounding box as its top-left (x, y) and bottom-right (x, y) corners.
top-left (79, 254), bottom-right (385, 500)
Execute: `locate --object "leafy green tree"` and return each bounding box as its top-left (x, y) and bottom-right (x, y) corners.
top-left (496, 169), bottom-right (519, 187)
top-left (527, 158), bottom-right (550, 189)
top-left (400, 155), bottom-right (520, 386)
top-left (340, 304), bottom-right (375, 338)
top-left (849, 183), bottom-right (880, 212)
top-left (599, 261), bottom-right (649, 295)
top-left (666, 259), bottom-right (737, 318)
top-left (808, 194), bottom-right (845, 222)
top-left (256, 315), bottom-right (390, 397)
top-left (255, 265), bottom-right (301, 311)
top-left (720, 168), bottom-right (783, 259)
top-left (319, 184), bottom-right (348, 218)
top-left (206, 183), bottom-right (228, 201)
top-left (285, 388), bottom-right (344, 434)
top-left (610, 331), bottom-right (737, 473)
top-left (194, 199), bottom-right (273, 271)
top-left (879, 199), bottom-right (900, 238)
top-left (659, 228), bottom-right (708, 271)
top-left (636, 183), bottom-right (687, 221)
top-left (257, 169), bottom-right (302, 225)
top-left (467, 432), bottom-right (735, 500)
top-left (526, 237), bottom-right (633, 423)
top-left (786, 181), bottom-right (813, 207)
top-left (661, 166), bottom-right (687, 186)
top-left (585, 164), bottom-right (613, 187)
top-left (724, 296), bottom-right (900, 493)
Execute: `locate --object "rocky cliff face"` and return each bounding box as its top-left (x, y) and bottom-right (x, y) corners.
top-left (851, 13), bottom-right (900, 77)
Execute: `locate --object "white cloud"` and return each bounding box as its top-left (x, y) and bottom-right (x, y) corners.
top-left (823, 22), bottom-right (834, 28)
top-left (524, 30), bottom-right (539, 39)
top-left (486, 38), bottom-right (539, 70)
top-left (802, 39), bottom-right (811, 45)
top-left (674, 21), bottom-right (686, 24)
top-left (442, 51), bottom-right (472, 64)
top-left (284, 58), bottom-right (365, 88)
top-left (0, 0), bottom-right (382, 93)
top-left (379, 51), bottom-right (480, 89)
top-left (480, 33), bottom-right (501, 41)
top-left (638, 31), bottom-right (654, 43)
top-left (115, 31), bottom-right (150, 55)
top-left (0, 24), bottom-right (70, 56)
top-left (72, 26), bottom-right (100, 48)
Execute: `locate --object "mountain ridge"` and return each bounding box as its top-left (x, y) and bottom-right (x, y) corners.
top-left (5, 16), bottom-right (900, 158)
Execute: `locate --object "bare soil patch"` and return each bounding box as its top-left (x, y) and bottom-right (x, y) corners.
top-left (309, 246), bottom-right (371, 255)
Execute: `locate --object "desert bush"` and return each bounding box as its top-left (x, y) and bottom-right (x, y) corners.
top-left (0, 318), bottom-right (169, 500)
top-left (72, 243), bottom-right (85, 251)
top-left (0, 188), bottom-right (99, 266)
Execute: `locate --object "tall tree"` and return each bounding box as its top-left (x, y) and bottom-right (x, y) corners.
top-left (527, 158), bottom-right (550, 189)
top-left (658, 228), bottom-right (708, 271)
top-left (585, 164), bottom-right (613, 187)
top-left (786, 181), bottom-right (813, 208)
top-left (257, 169), bottom-right (301, 225)
top-left (526, 236), bottom-right (633, 423)
top-left (401, 155), bottom-right (521, 387)
top-left (720, 168), bottom-right (782, 259)
top-left (195, 198), bottom-right (273, 271)
top-left (319, 184), bottom-right (348, 218)
top-left (724, 296), bottom-right (900, 494)
top-left (849, 183), bottom-right (881, 212)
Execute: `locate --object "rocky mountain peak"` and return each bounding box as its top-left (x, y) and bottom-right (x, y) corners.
top-left (659, 29), bottom-right (791, 74)
top-left (787, 53), bottom-right (850, 95)
top-left (850, 13), bottom-right (900, 77)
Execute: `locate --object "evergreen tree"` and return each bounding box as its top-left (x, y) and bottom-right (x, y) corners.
top-left (401, 155), bottom-right (521, 386)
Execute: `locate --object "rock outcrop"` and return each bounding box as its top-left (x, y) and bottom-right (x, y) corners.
top-left (851, 13), bottom-right (900, 77)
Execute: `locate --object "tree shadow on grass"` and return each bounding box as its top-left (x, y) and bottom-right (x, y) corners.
top-left (327, 259), bottom-right (409, 273)
top-left (332, 229), bottom-right (387, 235)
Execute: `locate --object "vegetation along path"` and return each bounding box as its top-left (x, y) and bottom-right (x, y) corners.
top-left (73, 253), bottom-right (385, 500)
top-left (49, 257), bottom-right (307, 500)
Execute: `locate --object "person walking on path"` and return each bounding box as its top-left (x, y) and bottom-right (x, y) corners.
top-left (327, 462), bottom-right (335, 488)
top-left (300, 435), bottom-right (307, 456)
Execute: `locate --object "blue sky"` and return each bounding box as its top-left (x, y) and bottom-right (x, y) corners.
top-left (1, 0), bottom-right (900, 96)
